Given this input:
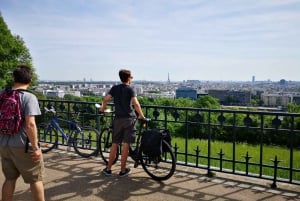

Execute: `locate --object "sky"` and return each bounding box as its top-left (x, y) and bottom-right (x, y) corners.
top-left (1, 0), bottom-right (300, 82)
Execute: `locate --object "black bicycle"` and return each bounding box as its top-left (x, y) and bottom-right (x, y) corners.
top-left (99, 115), bottom-right (176, 181)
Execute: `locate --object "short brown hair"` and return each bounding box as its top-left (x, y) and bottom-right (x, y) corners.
top-left (119, 69), bottom-right (132, 83)
top-left (13, 65), bottom-right (33, 84)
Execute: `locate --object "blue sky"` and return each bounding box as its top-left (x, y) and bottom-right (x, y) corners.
top-left (1, 0), bottom-right (300, 82)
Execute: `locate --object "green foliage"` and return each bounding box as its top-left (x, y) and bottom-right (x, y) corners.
top-left (287, 103), bottom-right (300, 113)
top-left (62, 94), bottom-right (102, 103)
top-left (81, 96), bottom-right (102, 103)
top-left (0, 14), bottom-right (37, 88)
top-left (30, 90), bottom-right (46, 100)
top-left (193, 95), bottom-right (221, 109)
top-left (63, 94), bottom-right (82, 101)
top-left (138, 97), bottom-right (155, 105)
top-left (173, 97), bottom-right (194, 107)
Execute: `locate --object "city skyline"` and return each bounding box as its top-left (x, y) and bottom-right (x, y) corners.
top-left (1, 0), bottom-right (300, 82)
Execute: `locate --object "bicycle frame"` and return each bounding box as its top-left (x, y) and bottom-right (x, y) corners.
top-left (129, 119), bottom-right (145, 165)
top-left (39, 107), bottom-right (101, 157)
top-left (45, 116), bottom-right (81, 144)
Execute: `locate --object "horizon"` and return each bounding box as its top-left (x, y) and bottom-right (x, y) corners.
top-left (1, 0), bottom-right (300, 82)
top-left (37, 78), bottom-right (298, 83)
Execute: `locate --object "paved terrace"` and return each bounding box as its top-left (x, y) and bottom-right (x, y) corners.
top-left (1, 150), bottom-right (300, 201)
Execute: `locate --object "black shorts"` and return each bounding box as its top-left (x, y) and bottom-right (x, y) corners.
top-left (112, 118), bottom-right (135, 144)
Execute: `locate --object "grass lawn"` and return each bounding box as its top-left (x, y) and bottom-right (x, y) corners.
top-left (172, 137), bottom-right (300, 181)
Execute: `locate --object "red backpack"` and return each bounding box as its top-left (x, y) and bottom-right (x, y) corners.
top-left (0, 88), bottom-right (24, 135)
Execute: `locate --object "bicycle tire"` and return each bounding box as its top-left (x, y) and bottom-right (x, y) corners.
top-left (38, 123), bottom-right (57, 153)
top-left (99, 128), bottom-right (119, 165)
top-left (140, 140), bottom-right (176, 181)
top-left (73, 126), bottom-right (100, 158)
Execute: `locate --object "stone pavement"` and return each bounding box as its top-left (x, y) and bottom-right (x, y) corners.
top-left (1, 150), bottom-right (300, 201)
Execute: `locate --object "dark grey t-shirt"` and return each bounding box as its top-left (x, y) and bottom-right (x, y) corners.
top-left (109, 84), bottom-right (137, 118)
top-left (0, 90), bottom-right (41, 147)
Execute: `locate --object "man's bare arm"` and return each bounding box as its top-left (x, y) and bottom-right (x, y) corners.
top-left (132, 97), bottom-right (145, 119)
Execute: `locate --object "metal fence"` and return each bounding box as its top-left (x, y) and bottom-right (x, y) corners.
top-left (38, 99), bottom-right (300, 187)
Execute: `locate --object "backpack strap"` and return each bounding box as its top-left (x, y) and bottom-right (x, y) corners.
top-left (3, 86), bottom-right (30, 92)
top-left (2, 86), bottom-right (13, 96)
top-left (3, 87), bottom-right (32, 95)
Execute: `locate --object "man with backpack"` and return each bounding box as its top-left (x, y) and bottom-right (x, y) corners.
top-left (0, 65), bottom-right (45, 201)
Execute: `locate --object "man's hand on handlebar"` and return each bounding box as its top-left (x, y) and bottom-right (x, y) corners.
top-left (138, 117), bottom-right (151, 122)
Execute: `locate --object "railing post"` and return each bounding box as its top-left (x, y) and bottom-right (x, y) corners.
top-left (218, 148), bottom-right (225, 171)
top-left (195, 146), bottom-right (201, 167)
top-left (243, 151), bottom-right (252, 176)
top-left (95, 111), bottom-right (100, 131)
top-left (207, 112), bottom-right (214, 177)
top-left (271, 155), bottom-right (281, 189)
top-left (174, 143), bottom-right (179, 160)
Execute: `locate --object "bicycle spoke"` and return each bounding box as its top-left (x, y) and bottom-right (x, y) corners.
top-left (38, 123), bottom-right (57, 153)
top-left (73, 127), bottom-right (100, 157)
top-left (99, 128), bottom-right (119, 164)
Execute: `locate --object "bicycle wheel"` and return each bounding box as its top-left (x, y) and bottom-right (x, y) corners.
top-left (140, 140), bottom-right (176, 181)
top-left (73, 126), bottom-right (100, 157)
top-left (99, 128), bottom-right (119, 164)
top-left (38, 123), bottom-right (58, 153)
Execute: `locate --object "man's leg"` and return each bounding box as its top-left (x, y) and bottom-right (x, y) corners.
top-left (120, 143), bottom-right (130, 172)
top-left (2, 179), bottom-right (16, 201)
top-left (107, 143), bottom-right (119, 170)
top-left (30, 181), bottom-right (45, 201)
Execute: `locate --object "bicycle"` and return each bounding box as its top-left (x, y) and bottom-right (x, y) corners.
top-left (38, 107), bottom-right (100, 158)
top-left (98, 110), bottom-right (176, 181)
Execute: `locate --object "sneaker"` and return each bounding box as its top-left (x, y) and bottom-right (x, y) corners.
top-left (102, 168), bottom-right (112, 176)
top-left (119, 168), bottom-right (131, 177)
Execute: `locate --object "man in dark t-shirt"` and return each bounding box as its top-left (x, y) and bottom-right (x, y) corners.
top-left (101, 69), bottom-right (145, 177)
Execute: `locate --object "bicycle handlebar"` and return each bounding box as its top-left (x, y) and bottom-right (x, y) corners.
top-left (95, 103), bottom-right (114, 115)
top-left (138, 118), bottom-right (151, 123)
top-left (99, 109), bottom-right (114, 114)
top-left (44, 107), bottom-right (56, 115)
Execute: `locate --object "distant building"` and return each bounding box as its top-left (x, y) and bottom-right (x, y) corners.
top-left (176, 88), bottom-right (197, 100)
top-left (44, 90), bottom-right (65, 98)
top-left (134, 86), bottom-right (144, 95)
top-left (208, 89), bottom-right (251, 105)
top-left (66, 91), bottom-right (81, 97)
top-left (292, 95), bottom-right (300, 104)
top-left (261, 93), bottom-right (290, 107)
top-left (186, 80), bottom-right (201, 84)
top-left (197, 93), bottom-right (208, 99)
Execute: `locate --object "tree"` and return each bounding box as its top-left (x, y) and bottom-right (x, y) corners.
top-left (0, 13), bottom-right (37, 88)
top-left (193, 95), bottom-right (221, 109)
